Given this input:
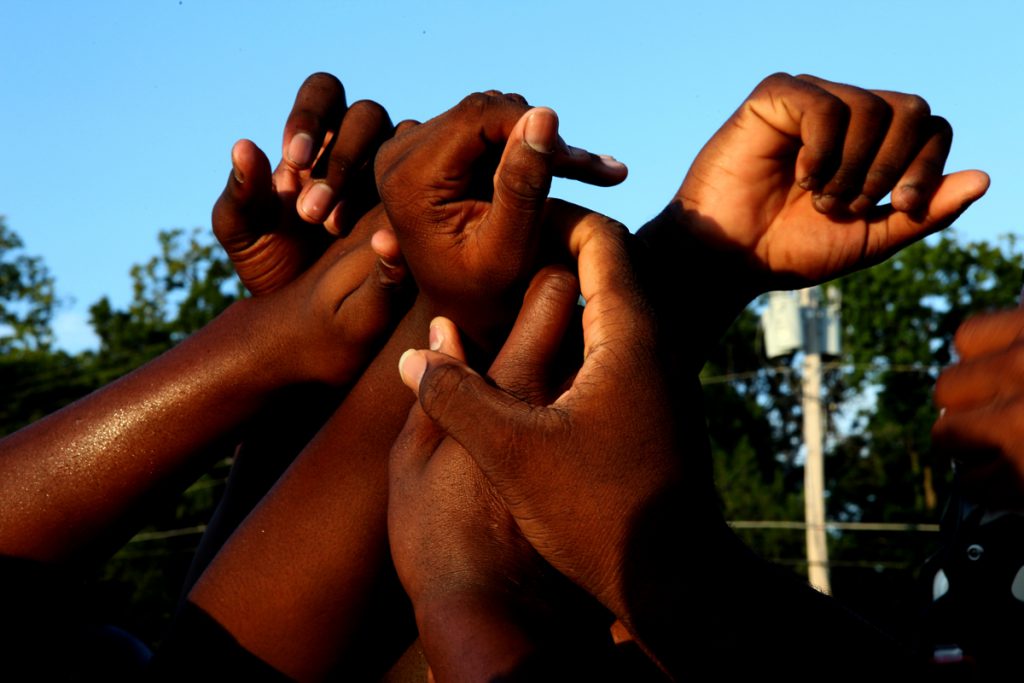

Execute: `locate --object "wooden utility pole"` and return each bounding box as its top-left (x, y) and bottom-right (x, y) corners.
top-left (800, 286), bottom-right (831, 594)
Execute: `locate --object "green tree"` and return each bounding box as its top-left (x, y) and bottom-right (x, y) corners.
top-left (703, 231), bottom-right (1023, 638)
top-left (0, 216), bottom-right (56, 354)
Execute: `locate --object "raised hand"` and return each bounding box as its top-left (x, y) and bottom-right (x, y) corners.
top-left (933, 309), bottom-right (1024, 505)
top-left (396, 205), bottom-right (690, 631)
top-left (375, 92), bottom-right (627, 351)
top-left (643, 73), bottom-right (989, 294)
top-left (390, 278), bottom-right (612, 681)
top-left (213, 72), bottom-right (394, 295)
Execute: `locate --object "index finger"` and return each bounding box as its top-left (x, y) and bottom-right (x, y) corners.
top-left (275, 72), bottom-right (348, 188)
top-left (546, 201), bottom-right (655, 363)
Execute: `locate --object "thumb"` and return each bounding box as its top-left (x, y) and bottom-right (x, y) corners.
top-left (870, 169), bottom-right (989, 258)
top-left (398, 349), bottom-right (542, 482)
top-left (478, 107), bottom-right (559, 282)
top-left (211, 139), bottom-right (275, 254)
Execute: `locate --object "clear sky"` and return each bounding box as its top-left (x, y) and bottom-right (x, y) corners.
top-left (3, 0), bottom-right (1022, 351)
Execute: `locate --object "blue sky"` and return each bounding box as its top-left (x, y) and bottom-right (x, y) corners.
top-left (3, 1), bottom-right (1022, 351)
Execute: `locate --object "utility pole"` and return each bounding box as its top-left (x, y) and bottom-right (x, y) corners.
top-left (762, 287), bottom-right (838, 594)
top-left (800, 287), bottom-right (831, 594)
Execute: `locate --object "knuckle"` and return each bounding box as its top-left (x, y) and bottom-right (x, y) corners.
top-left (348, 99), bottom-right (389, 126)
top-left (455, 92), bottom-right (494, 118)
top-left (857, 93), bottom-right (893, 125)
top-left (753, 72), bottom-right (795, 96)
top-left (897, 93), bottom-right (931, 120)
top-left (421, 362), bottom-right (476, 419)
top-left (303, 71), bottom-right (343, 90)
top-left (929, 115), bottom-right (953, 140)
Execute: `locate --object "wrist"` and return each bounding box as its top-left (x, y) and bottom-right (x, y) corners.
top-left (635, 210), bottom-right (758, 371)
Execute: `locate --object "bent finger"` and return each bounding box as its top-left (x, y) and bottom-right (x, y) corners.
top-left (280, 72), bottom-right (348, 171)
top-left (300, 99), bottom-right (394, 229)
top-left (851, 91), bottom-right (933, 214)
top-left (891, 117), bottom-right (954, 214)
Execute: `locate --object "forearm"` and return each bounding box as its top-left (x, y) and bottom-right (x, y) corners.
top-left (184, 304), bottom-right (431, 682)
top-left (636, 210), bottom-right (757, 373)
top-left (0, 297), bottom-right (290, 562)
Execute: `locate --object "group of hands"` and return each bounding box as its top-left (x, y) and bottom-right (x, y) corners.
top-left (1, 69), bottom-right (1012, 681)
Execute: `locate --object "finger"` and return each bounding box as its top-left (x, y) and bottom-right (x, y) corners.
top-left (953, 309), bottom-right (1024, 360)
top-left (848, 91), bottom-right (933, 215)
top-left (934, 345), bottom-right (1024, 411)
top-left (370, 224), bottom-right (407, 285)
top-left (398, 348), bottom-right (542, 482)
top-left (428, 316), bottom-right (467, 361)
top-left (547, 202), bottom-right (654, 359)
top-left (797, 76), bottom-right (893, 213)
top-left (747, 73), bottom-right (849, 191)
top-left (378, 93), bottom-right (624, 213)
top-left (932, 399), bottom-right (1024, 488)
top-left (394, 119), bottom-right (420, 136)
top-left (551, 140), bottom-right (628, 187)
top-left (860, 169), bottom-right (989, 266)
top-left (281, 72), bottom-right (348, 171)
top-left (211, 139), bottom-right (275, 254)
top-left (298, 99), bottom-right (394, 229)
top-left (390, 402), bottom-right (446, 490)
top-left (323, 241), bottom-right (409, 349)
top-left (477, 108), bottom-right (559, 280)
top-left (488, 266), bottom-right (580, 403)
top-left (891, 117), bottom-right (954, 214)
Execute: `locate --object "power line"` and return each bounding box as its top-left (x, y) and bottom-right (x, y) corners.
top-left (729, 520), bottom-right (939, 533)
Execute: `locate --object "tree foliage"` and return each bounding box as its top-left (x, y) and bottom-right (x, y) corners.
top-left (0, 216), bottom-right (56, 354)
top-left (704, 230), bottom-right (1023, 636)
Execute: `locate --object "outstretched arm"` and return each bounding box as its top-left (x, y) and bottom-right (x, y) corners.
top-left (0, 218), bottom-right (405, 565)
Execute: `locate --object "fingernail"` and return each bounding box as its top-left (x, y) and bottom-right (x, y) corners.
top-left (598, 154), bottom-right (627, 171)
top-left (232, 162), bottom-right (245, 185)
top-left (848, 194), bottom-right (873, 215)
top-left (399, 349), bottom-right (427, 390)
top-left (799, 175), bottom-right (820, 191)
top-left (301, 183), bottom-right (334, 220)
top-left (287, 132), bottom-right (315, 167)
top-left (814, 193), bottom-right (838, 213)
top-left (896, 184), bottom-right (923, 209)
top-left (524, 109), bottom-right (556, 154)
top-left (428, 322), bottom-right (444, 351)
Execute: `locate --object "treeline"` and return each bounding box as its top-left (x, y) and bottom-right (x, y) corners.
top-left (1, 216), bottom-right (1019, 645)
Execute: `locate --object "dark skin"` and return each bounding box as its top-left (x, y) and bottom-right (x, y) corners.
top-left (933, 308), bottom-right (1024, 506)
top-left (637, 73), bottom-right (989, 370)
top-left (397, 206), bottom-right (918, 680)
top-left (184, 74), bottom-right (403, 590)
top-left (390, 276), bottom-right (616, 683)
top-left (376, 91), bottom-right (626, 353)
top-left (184, 92), bottom-right (625, 682)
top-left (0, 212), bottom-right (406, 565)
top-left (387, 74), bottom-right (991, 679)
top-left (213, 72), bottom-right (395, 295)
